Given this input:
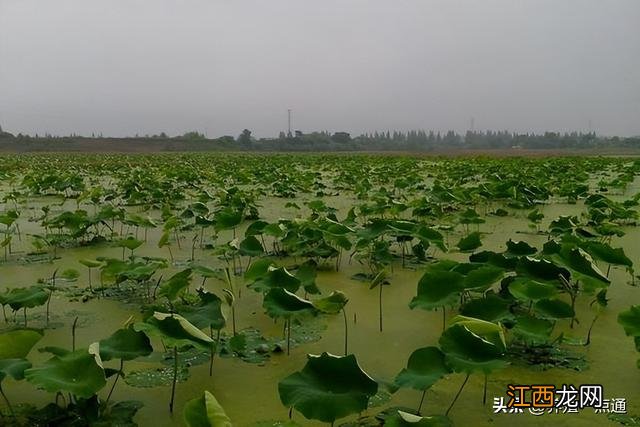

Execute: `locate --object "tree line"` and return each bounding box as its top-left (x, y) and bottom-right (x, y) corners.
top-left (1, 126), bottom-right (639, 151)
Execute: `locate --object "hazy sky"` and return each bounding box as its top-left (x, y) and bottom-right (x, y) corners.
top-left (1, 0), bottom-right (638, 138)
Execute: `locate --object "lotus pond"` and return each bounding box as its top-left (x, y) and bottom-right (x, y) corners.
top-left (0, 153), bottom-right (639, 427)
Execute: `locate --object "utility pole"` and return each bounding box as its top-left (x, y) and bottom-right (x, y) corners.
top-left (287, 109), bottom-right (292, 136)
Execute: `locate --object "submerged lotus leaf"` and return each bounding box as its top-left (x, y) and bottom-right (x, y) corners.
top-left (394, 346), bottom-right (451, 391)
top-left (25, 348), bottom-right (106, 398)
top-left (534, 299), bottom-right (574, 319)
top-left (313, 291), bottom-right (348, 314)
top-left (98, 326), bottom-right (153, 361)
top-left (263, 288), bottom-right (317, 319)
top-left (618, 306), bottom-right (640, 337)
top-left (278, 352), bottom-right (378, 424)
top-left (0, 329), bottom-right (44, 359)
top-left (134, 312), bottom-right (213, 351)
top-left (183, 390), bottom-right (232, 427)
top-left (512, 315), bottom-right (554, 343)
top-left (410, 269), bottom-right (464, 310)
top-left (125, 365), bottom-right (190, 388)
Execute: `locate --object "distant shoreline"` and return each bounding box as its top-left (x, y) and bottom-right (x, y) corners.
top-left (1, 138), bottom-right (639, 157)
top-left (0, 136), bottom-right (636, 156)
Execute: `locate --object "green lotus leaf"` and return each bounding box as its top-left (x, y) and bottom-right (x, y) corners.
top-left (542, 240), bottom-right (562, 255)
top-left (460, 294), bottom-right (511, 322)
top-left (469, 251), bottom-right (517, 269)
top-left (245, 220), bottom-right (269, 237)
top-left (134, 312), bottom-right (213, 351)
top-left (181, 290), bottom-right (226, 331)
top-left (505, 240), bottom-right (537, 256)
top-left (413, 226), bottom-right (447, 252)
top-left (184, 390), bottom-right (232, 427)
top-left (244, 258), bottom-right (274, 281)
top-left (98, 325), bottom-right (153, 361)
top-left (516, 256), bottom-right (570, 282)
top-left (313, 291), bottom-right (348, 314)
top-left (585, 242), bottom-right (632, 267)
top-left (533, 299), bottom-right (574, 319)
top-left (456, 232), bottom-right (482, 252)
top-left (409, 269), bottom-right (464, 311)
top-left (439, 323), bottom-right (506, 373)
top-left (278, 352), bottom-right (378, 424)
top-left (557, 246), bottom-right (610, 284)
top-left (249, 266), bottom-right (301, 293)
top-left (0, 329), bottom-right (43, 359)
top-left (25, 348), bottom-right (106, 398)
top-left (263, 288), bottom-right (317, 319)
top-left (117, 236), bottom-right (144, 251)
top-left (321, 218), bottom-right (354, 236)
top-left (79, 258), bottom-right (103, 268)
top-left (239, 235), bottom-right (264, 257)
top-left (3, 286), bottom-right (49, 310)
top-left (448, 315), bottom-right (506, 351)
top-left (618, 305), bottom-right (640, 337)
top-left (369, 270), bottom-right (389, 290)
top-left (295, 260), bottom-right (321, 295)
top-left (214, 208), bottom-right (243, 231)
top-left (508, 278), bottom-right (558, 302)
top-left (0, 358), bottom-right (32, 382)
top-left (394, 347), bottom-right (451, 391)
top-left (159, 268), bottom-right (193, 301)
top-left (462, 265), bottom-right (504, 291)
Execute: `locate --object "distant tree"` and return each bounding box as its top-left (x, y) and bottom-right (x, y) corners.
top-left (217, 136), bottom-right (236, 146)
top-left (332, 132), bottom-right (351, 144)
top-left (183, 131), bottom-right (206, 141)
top-left (237, 129), bottom-right (253, 146)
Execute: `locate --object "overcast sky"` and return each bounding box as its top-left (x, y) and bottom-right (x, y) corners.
top-left (0, 0), bottom-right (638, 138)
